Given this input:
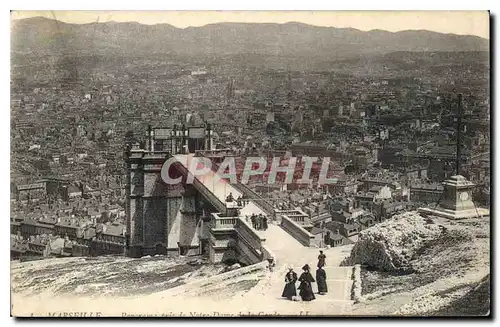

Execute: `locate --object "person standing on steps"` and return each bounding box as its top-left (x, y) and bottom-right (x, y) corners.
top-left (251, 214), bottom-right (257, 229)
top-left (298, 264), bottom-right (316, 301)
top-left (257, 214), bottom-right (263, 230)
top-left (316, 266), bottom-right (328, 295)
top-left (317, 250), bottom-right (326, 268)
top-left (281, 267), bottom-right (298, 300)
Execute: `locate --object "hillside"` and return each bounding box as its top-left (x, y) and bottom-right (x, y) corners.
top-left (11, 255), bottom-right (228, 298)
top-left (345, 212), bottom-right (490, 316)
top-left (11, 17), bottom-right (489, 59)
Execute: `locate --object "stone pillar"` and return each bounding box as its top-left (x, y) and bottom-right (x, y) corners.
top-left (171, 126), bottom-right (178, 155)
top-left (206, 123), bottom-right (212, 150)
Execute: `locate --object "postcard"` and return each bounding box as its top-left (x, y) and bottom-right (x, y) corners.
top-left (10, 10), bottom-right (490, 317)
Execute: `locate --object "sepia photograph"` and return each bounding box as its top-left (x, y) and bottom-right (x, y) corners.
top-left (9, 9), bottom-right (491, 317)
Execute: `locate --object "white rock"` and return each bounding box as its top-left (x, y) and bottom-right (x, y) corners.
top-left (345, 211), bottom-right (442, 272)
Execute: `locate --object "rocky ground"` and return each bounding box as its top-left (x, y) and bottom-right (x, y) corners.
top-left (345, 211), bottom-right (490, 316)
top-left (11, 255), bottom-right (232, 298)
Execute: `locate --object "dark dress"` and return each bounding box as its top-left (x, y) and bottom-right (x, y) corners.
top-left (298, 271), bottom-right (316, 301)
top-left (263, 217), bottom-right (268, 230)
top-left (251, 215), bottom-right (257, 229)
top-left (316, 268), bottom-right (328, 294)
top-left (281, 271), bottom-right (298, 300)
top-left (317, 254), bottom-right (326, 268)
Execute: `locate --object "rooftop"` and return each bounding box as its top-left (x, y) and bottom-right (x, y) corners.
top-left (329, 233), bottom-right (344, 241)
top-left (310, 227), bottom-right (324, 235)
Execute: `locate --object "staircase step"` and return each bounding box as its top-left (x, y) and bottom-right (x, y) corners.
top-left (311, 280), bottom-right (353, 301)
top-left (323, 267), bottom-right (353, 279)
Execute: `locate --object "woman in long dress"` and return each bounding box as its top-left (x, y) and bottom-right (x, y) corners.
top-left (263, 216), bottom-right (268, 230)
top-left (281, 267), bottom-right (298, 300)
top-left (316, 267), bottom-right (328, 295)
top-left (317, 250), bottom-right (326, 268)
top-left (298, 264), bottom-right (316, 301)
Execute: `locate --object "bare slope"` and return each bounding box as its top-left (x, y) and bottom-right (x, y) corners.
top-left (11, 255), bottom-right (227, 298)
top-left (345, 211), bottom-right (490, 316)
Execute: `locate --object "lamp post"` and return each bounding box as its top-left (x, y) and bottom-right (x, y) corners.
top-left (182, 124), bottom-right (188, 154)
top-left (176, 125), bottom-right (183, 155)
top-left (321, 221), bottom-right (325, 248)
top-left (170, 127), bottom-right (176, 154)
top-left (173, 125), bottom-right (178, 154)
top-left (206, 123), bottom-right (212, 150)
top-left (147, 125), bottom-right (153, 152)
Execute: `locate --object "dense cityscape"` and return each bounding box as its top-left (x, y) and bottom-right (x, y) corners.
top-left (11, 36), bottom-right (490, 259)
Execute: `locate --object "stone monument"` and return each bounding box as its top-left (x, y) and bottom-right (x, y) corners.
top-left (418, 175), bottom-right (489, 219)
top-left (419, 94), bottom-right (489, 220)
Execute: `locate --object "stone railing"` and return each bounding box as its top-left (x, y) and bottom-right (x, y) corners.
top-left (274, 209), bottom-right (309, 224)
top-left (194, 149), bottom-right (233, 158)
top-left (233, 182), bottom-right (276, 216)
top-left (261, 243), bottom-right (276, 268)
top-left (352, 264), bottom-right (362, 303)
top-left (287, 215), bottom-right (308, 224)
top-left (274, 208), bottom-right (308, 216)
top-left (235, 218), bottom-right (275, 267)
top-left (235, 218), bottom-right (265, 262)
top-left (208, 214), bottom-right (275, 266)
top-left (171, 160), bottom-right (227, 213)
top-left (280, 215), bottom-right (316, 247)
top-left (211, 213), bottom-right (238, 229)
top-left (196, 152), bottom-right (276, 217)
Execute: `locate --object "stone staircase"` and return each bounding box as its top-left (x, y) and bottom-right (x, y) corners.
top-left (149, 220), bottom-right (355, 316)
top-left (253, 224), bottom-right (355, 313)
top-left (319, 267), bottom-right (354, 302)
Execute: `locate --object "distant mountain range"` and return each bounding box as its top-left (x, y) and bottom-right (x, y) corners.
top-left (11, 17), bottom-right (489, 59)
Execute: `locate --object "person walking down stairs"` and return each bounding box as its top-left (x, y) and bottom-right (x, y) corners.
top-left (317, 250), bottom-right (326, 268)
top-left (298, 264), bottom-right (316, 301)
top-left (281, 267), bottom-right (298, 300)
top-left (316, 266), bottom-right (328, 295)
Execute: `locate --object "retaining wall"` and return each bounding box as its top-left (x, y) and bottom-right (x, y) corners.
top-left (280, 215), bottom-right (316, 247)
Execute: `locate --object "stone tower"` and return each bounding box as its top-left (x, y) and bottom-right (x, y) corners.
top-left (125, 124), bottom-right (213, 257)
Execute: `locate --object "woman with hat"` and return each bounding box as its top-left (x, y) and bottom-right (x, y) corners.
top-left (298, 264), bottom-right (316, 301)
top-left (281, 266), bottom-right (298, 300)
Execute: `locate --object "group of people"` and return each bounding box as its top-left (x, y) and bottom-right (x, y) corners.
top-left (282, 250), bottom-right (328, 302)
top-left (247, 214), bottom-right (268, 231)
top-left (225, 192), bottom-right (268, 231)
top-left (225, 192), bottom-right (250, 207)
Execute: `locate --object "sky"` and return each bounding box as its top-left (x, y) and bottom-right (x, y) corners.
top-left (11, 10), bottom-right (490, 39)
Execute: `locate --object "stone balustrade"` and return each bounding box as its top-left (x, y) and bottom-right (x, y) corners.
top-left (274, 209), bottom-right (310, 227)
top-left (209, 213), bottom-right (273, 266)
top-left (195, 151), bottom-right (275, 217)
top-left (288, 215), bottom-right (306, 223)
top-left (280, 215), bottom-right (316, 247)
top-left (211, 213), bottom-right (239, 229)
top-left (194, 149), bottom-right (233, 157)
